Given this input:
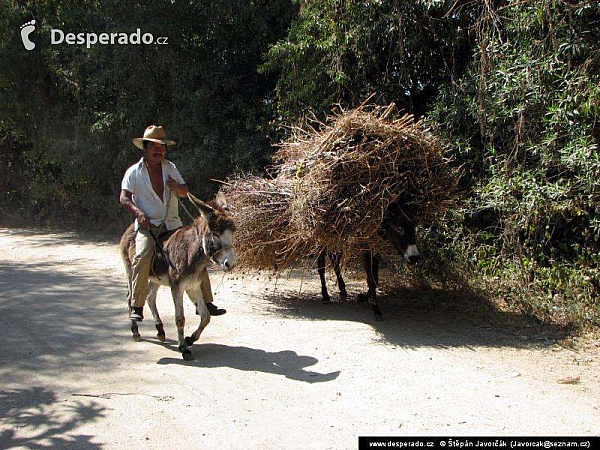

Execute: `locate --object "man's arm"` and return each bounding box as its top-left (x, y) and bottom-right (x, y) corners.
top-left (119, 189), bottom-right (149, 229)
top-left (167, 177), bottom-right (189, 197)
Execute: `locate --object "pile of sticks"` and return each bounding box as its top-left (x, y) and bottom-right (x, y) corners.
top-left (221, 104), bottom-right (458, 270)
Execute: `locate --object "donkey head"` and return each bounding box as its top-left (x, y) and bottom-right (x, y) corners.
top-left (382, 203), bottom-right (420, 264)
top-left (188, 192), bottom-right (237, 272)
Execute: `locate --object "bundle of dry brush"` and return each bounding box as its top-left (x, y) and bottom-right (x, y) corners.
top-left (221, 104), bottom-right (459, 270)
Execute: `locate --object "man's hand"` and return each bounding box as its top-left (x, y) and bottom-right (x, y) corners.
top-left (121, 189), bottom-right (150, 228)
top-left (167, 176), bottom-right (189, 197)
top-left (136, 211), bottom-right (149, 229)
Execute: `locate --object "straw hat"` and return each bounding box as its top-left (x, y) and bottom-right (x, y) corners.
top-left (133, 125), bottom-right (176, 149)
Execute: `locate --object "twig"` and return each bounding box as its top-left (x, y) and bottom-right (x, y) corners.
top-left (71, 393), bottom-right (174, 401)
top-left (295, 267), bottom-right (307, 313)
top-left (210, 178), bottom-right (231, 185)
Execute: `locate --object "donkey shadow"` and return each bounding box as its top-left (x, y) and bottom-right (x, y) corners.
top-left (253, 271), bottom-right (572, 351)
top-left (152, 339), bottom-right (340, 383)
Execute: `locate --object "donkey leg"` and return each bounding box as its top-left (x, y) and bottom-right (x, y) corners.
top-left (358, 252), bottom-right (375, 301)
top-left (129, 295), bottom-right (141, 342)
top-left (124, 265), bottom-right (142, 342)
top-left (171, 285), bottom-right (192, 360)
top-left (329, 252), bottom-right (347, 300)
top-left (127, 278), bottom-right (142, 342)
top-left (146, 282), bottom-right (165, 341)
top-left (125, 267), bottom-right (133, 316)
top-left (370, 256), bottom-right (382, 319)
top-left (184, 288), bottom-right (211, 347)
top-left (359, 252), bottom-right (383, 319)
top-left (317, 249), bottom-right (331, 303)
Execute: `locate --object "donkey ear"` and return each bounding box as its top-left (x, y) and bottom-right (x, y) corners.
top-left (214, 192), bottom-right (228, 210)
top-left (188, 193), bottom-right (214, 219)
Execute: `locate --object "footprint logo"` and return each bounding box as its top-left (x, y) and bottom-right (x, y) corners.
top-left (20, 20), bottom-right (36, 51)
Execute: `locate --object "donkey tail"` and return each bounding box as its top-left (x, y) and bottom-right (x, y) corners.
top-left (119, 223), bottom-right (136, 313)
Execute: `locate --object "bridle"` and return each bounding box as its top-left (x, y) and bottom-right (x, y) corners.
top-left (201, 231), bottom-right (234, 267)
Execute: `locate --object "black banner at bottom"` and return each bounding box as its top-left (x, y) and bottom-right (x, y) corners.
top-left (359, 437), bottom-right (598, 450)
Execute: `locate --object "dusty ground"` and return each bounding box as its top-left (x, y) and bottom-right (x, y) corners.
top-left (0, 227), bottom-right (598, 449)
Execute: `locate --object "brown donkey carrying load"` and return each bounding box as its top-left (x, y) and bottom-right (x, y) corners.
top-left (120, 193), bottom-right (237, 360)
top-left (222, 103), bottom-right (459, 317)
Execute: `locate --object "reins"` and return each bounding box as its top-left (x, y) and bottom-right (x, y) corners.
top-left (141, 162), bottom-right (228, 275)
top-left (177, 195), bottom-right (196, 223)
top-left (146, 176), bottom-right (180, 276)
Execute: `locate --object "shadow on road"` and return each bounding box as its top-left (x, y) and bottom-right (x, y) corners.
top-left (0, 260), bottom-right (127, 384)
top-left (156, 342), bottom-right (340, 383)
top-left (0, 387), bottom-right (106, 449)
top-left (255, 276), bottom-right (571, 351)
top-left (0, 227), bottom-right (119, 246)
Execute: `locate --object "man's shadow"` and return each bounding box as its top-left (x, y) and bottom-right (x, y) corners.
top-left (155, 341), bottom-right (340, 383)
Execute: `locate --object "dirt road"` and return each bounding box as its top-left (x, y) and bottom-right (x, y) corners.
top-left (0, 228), bottom-right (598, 449)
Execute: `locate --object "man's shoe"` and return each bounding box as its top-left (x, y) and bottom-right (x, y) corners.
top-left (206, 303), bottom-right (226, 316)
top-left (130, 307), bottom-right (144, 321)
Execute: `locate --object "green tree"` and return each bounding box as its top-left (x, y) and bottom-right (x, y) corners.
top-left (261, 0), bottom-right (475, 119)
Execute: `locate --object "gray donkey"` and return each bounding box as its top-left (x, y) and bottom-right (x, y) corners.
top-left (120, 193), bottom-right (237, 360)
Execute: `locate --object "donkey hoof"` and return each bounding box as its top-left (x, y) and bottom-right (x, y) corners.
top-left (130, 321), bottom-right (140, 341)
top-left (155, 324), bottom-right (165, 341)
top-left (372, 305), bottom-right (384, 320)
top-left (322, 296), bottom-right (332, 304)
top-left (182, 349), bottom-right (193, 361)
top-left (185, 336), bottom-right (195, 346)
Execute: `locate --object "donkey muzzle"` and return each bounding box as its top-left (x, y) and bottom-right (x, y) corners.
top-left (211, 247), bottom-right (237, 272)
top-left (404, 244), bottom-right (420, 264)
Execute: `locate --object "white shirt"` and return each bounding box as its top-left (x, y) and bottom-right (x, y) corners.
top-left (121, 158), bottom-right (186, 230)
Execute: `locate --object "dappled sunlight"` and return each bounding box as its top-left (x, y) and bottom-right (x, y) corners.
top-left (0, 387), bottom-right (106, 449)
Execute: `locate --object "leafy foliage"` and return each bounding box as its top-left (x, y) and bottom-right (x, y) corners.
top-left (428, 0), bottom-right (600, 325)
top-left (262, 0), bottom-right (599, 327)
top-left (0, 0), bottom-right (294, 230)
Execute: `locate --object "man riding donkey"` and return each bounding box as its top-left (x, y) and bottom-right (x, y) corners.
top-left (120, 125), bottom-right (226, 322)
